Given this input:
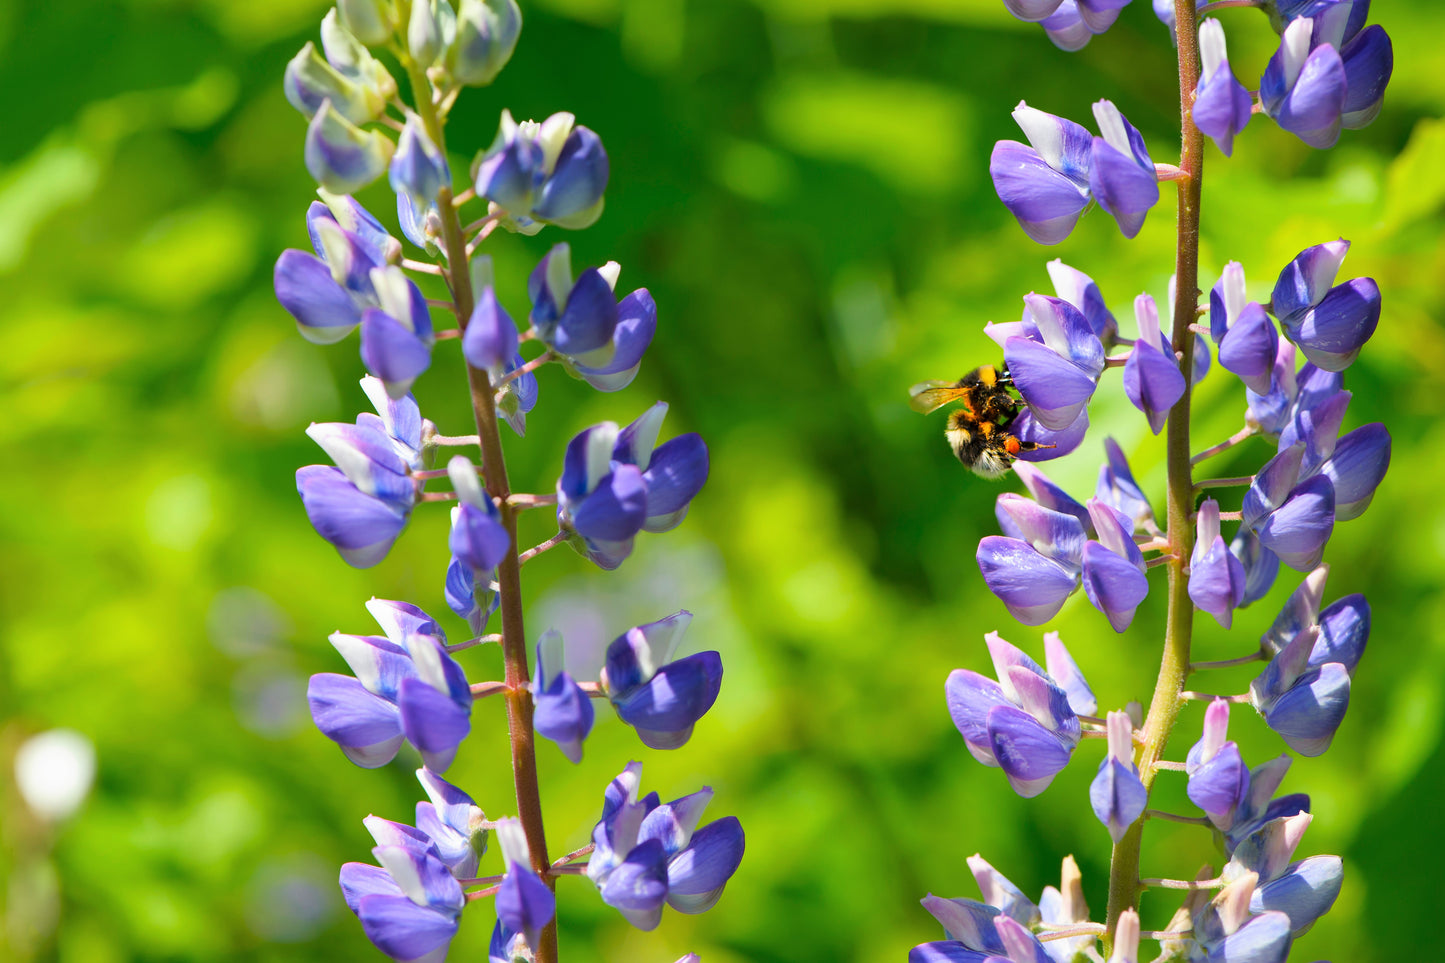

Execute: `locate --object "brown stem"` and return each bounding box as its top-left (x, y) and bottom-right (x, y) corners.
top-left (1103, 0), bottom-right (1205, 949)
top-left (402, 31), bottom-right (559, 961)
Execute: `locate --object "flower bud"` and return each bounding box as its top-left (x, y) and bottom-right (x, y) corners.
top-left (532, 630), bottom-right (594, 763)
top-left (1089, 711), bottom-right (1146, 842)
top-left (449, 0), bottom-right (522, 86)
top-left (304, 99), bottom-right (395, 194)
top-left (337, 0), bottom-right (394, 45)
top-left (390, 116), bottom-right (451, 208)
top-left (284, 42), bottom-right (385, 124)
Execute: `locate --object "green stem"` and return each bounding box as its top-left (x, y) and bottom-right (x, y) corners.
top-left (399, 12), bottom-right (559, 960)
top-left (1103, 0), bottom-right (1205, 949)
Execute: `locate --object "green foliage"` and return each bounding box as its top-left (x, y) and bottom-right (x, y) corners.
top-left (1, 1), bottom-right (1441, 960)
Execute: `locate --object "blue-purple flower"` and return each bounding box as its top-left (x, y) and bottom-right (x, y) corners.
top-left (1193, 19), bottom-right (1253, 156)
top-left (462, 258), bottom-right (538, 435)
top-left (1090, 711), bottom-right (1146, 842)
top-left (1190, 499), bottom-right (1248, 628)
top-left (1250, 565), bottom-right (1369, 756)
top-left (441, 454), bottom-right (509, 634)
top-left (601, 611), bottom-right (722, 750)
top-left (1046, 258), bottom-right (1118, 346)
top-left (296, 377), bottom-right (428, 567)
top-left (474, 110), bottom-right (609, 232)
top-left (992, 293), bottom-right (1105, 432)
top-left (532, 629), bottom-right (594, 762)
top-left (362, 265), bottom-right (435, 399)
top-left (306, 98), bottom-right (396, 194)
top-left (1089, 100), bottom-right (1159, 239)
top-left (307, 599), bottom-right (472, 772)
top-left (989, 103), bottom-right (1094, 245)
top-left (586, 762), bottom-right (745, 931)
top-left (390, 115), bottom-right (451, 212)
top-left (1241, 445), bottom-right (1336, 571)
top-left (1186, 699), bottom-right (1251, 830)
top-left (556, 402), bottom-right (709, 569)
top-left (979, 493), bottom-right (1086, 625)
top-left (1276, 1), bottom-right (1393, 130)
top-left (1210, 261), bottom-right (1281, 394)
top-left (912, 895), bottom-right (1053, 963)
top-left (1081, 498), bottom-right (1149, 632)
top-left (494, 818), bottom-right (556, 953)
top-left (415, 768), bottom-right (489, 879)
top-left (945, 632), bottom-right (1094, 797)
top-left (275, 196), bottom-right (398, 345)
top-left (1188, 875), bottom-right (1293, 963)
top-left (1271, 239), bottom-right (1381, 372)
top-left (527, 243), bottom-right (656, 391)
top-left (448, 0), bottom-right (523, 87)
top-left (1260, 16), bottom-right (1347, 148)
top-left (1123, 292), bottom-right (1186, 434)
top-left (339, 821), bottom-right (464, 963)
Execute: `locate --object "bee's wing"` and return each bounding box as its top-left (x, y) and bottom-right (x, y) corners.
top-left (909, 381), bottom-right (969, 414)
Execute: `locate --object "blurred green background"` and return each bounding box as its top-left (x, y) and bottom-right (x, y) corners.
top-left (2, 0), bottom-right (1443, 960)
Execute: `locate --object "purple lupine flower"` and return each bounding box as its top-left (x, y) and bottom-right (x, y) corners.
top-left (305, 98), bottom-right (396, 194)
top-left (1185, 699), bottom-right (1251, 830)
top-left (284, 34), bottom-right (391, 126)
top-left (1248, 852), bottom-right (1344, 936)
top-left (586, 762), bottom-right (746, 931)
top-left (474, 110), bottom-right (609, 232)
top-left (989, 103), bottom-right (1093, 245)
top-left (1090, 711), bottom-right (1146, 842)
top-left (995, 293), bottom-right (1105, 432)
top-left (275, 196), bottom-right (398, 344)
top-left (1035, 0), bottom-right (1132, 52)
top-left (494, 818), bottom-right (556, 953)
top-left (966, 854), bottom-right (1040, 926)
top-left (527, 244), bottom-right (656, 391)
top-left (447, 0), bottom-right (522, 87)
top-left (446, 455), bottom-right (510, 576)
top-left (488, 919), bottom-right (528, 963)
top-left (1209, 262), bottom-right (1280, 394)
top-left (912, 897), bottom-right (1052, 963)
top-left (1227, 810), bottom-right (1313, 887)
top-left (1250, 568), bottom-right (1369, 756)
top-left (361, 265), bottom-right (435, 398)
top-left (1190, 500), bottom-right (1248, 628)
top-left (1191, 876), bottom-right (1293, 963)
top-left (1096, 437), bottom-right (1157, 532)
top-left (1081, 499), bottom-right (1148, 632)
top-left (307, 599), bottom-right (472, 772)
top-left (1260, 17), bottom-right (1348, 149)
top-left (1193, 20), bottom-right (1253, 156)
top-left (1123, 293), bottom-right (1185, 434)
top-left (556, 403), bottom-right (709, 569)
top-left (944, 632), bottom-right (1093, 797)
top-left (441, 455), bottom-right (509, 636)
top-left (1277, 2), bottom-right (1393, 129)
top-left (980, 495), bottom-right (1085, 625)
top-left (1088, 101), bottom-right (1159, 239)
top-left (296, 377), bottom-right (427, 567)
top-left (461, 258), bottom-right (538, 435)
top-left (339, 822), bottom-right (464, 962)
top-left (1223, 754), bottom-right (1311, 855)
top-left (1231, 526), bottom-right (1281, 606)
top-left (1039, 856), bottom-right (1091, 963)
top-left (1271, 239), bottom-right (1381, 372)
top-left (390, 116), bottom-right (451, 211)
top-left (600, 611), bottom-right (722, 750)
top-left (1047, 258), bottom-right (1118, 346)
top-left (1338, 24), bottom-right (1393, 128)
top-left (532, 629), bottom-right (594, 762)
top-left (1012, 461), bottom-right (1091, 536)
top-left (1241, 445), bottom-right (1335, 571)
top-left (415, 768), bottom-right (489, 879)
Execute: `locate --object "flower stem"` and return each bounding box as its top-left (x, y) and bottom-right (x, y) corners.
top-left (519, 532), bottom-right (568, 565)
top-left (1193, 475), bottom-right (1253, 490)
top-left (1190, 651), bottom-right (1264, 671)
top-left (1104, 1), bottom-right (1205, 951)
top-left (400, 17), bottom-right (559, 959)
top-left (1191, 425), bottom-right (1257, 465)
top-left (1144, 809), bottom-right (1213, 826)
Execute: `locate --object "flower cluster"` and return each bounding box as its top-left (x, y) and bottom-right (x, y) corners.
top-left (912, 4), bottom-right (1393, 960)
top-left (271, 5), bottom-right (741, 959)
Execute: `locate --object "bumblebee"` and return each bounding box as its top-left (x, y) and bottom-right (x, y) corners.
top-left (908, 365), bottom-right (1053, 479)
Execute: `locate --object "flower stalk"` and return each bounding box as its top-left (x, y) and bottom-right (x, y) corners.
top-left (1103, 0), bottom-right (1206, 946)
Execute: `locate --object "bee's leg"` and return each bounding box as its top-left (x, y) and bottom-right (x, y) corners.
top-left (1004, 436), bottom-right (1056, 457)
